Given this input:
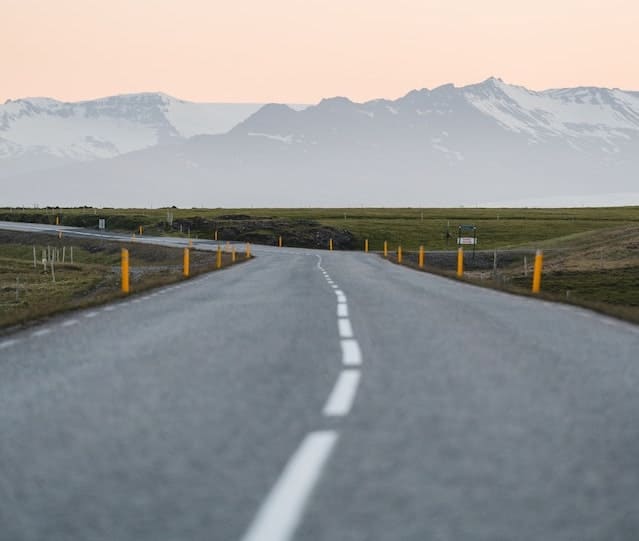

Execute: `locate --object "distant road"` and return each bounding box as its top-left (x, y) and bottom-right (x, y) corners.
top-left (1, 220), bottom-right (639, 541)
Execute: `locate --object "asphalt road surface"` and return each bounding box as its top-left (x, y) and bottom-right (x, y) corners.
top-left (1, 221), bottom-right (639, 541)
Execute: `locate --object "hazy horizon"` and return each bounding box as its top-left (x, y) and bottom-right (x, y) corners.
top-left (3, 0), bottom-right (638, 104)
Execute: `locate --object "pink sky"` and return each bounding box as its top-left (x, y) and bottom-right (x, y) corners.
top-left (2, 0), bottom-right (638, 103)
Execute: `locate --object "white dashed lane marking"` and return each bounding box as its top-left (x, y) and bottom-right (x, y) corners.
top-left (61, 319), bottom-right (78, 328)
top-left (340, 339), bottom-right (362, 367)
top-left (323, 370), bottom-right (362, 417)
top-left (31, 329), bottom-right (52, 338)
top-left (84, 311), bottom-right (99, 319)
top-left (241, 431), bottom-right (339, 541)
top-left (0, 339), bottom-right (19, 350)
top-left (337, 304), bottom-right (348, 317)
top-left (338, 318), bottom-right (354, 338)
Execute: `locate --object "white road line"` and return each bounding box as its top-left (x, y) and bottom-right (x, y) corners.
top-left (132, 299), bottom-right (142, 303)
top-left (241, 431), bottom-right (339, 541)
top-left (323, 370), bottom-right (362, 416)
top-left (61, 319), bottom-right (78, 327)
top-left (337, 303), bottom-right (348, 317)
top-left (337, 294), bottom-right (347, 304)
top-left (331, 285), bottom-right (338, 289)
top-left (84, 311), bottom-right (99, 318)
top-left (338, 318), bottom-right (354, 338)
top-left (0, 339), bottom-right (19, 350)
top-left (334, 289), bottom-right (344, 296)
top-left (31, 328), bottom-right (52, 338)
top-left (340, 339), bottom-right (362, 366)
top-left (103, 305), bottom-right (116, 312)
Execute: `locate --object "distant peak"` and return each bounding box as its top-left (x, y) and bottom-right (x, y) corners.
top-left (318, 96), bottom-right (354, 107)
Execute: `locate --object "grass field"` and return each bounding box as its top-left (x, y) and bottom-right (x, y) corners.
top-left (2, 206), bottom-right (639, 325)
top-left (2, 206), bottom-right (639, 250)
top-left (0, 230), bottom-right (244, 330)
top-left (394, 224), bottom-right (639, 323)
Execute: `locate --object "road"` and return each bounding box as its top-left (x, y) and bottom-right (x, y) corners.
top-left (1, 221), bottom-right (639, 541)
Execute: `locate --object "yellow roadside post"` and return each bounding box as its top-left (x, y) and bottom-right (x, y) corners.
top-left (121, 249), bottom-right (130, 293)
top-left (225, 241), bottom-right (230, 253)
top-left (364, 239), bottom-right (369, 253)
top-left (232, 247), bottom-right (236, 262)
top-left (139, 225), bottom-right (143, 235)
top-left (183, 248), bottom-right (190, 277)
top-left (329, 238), bottom-right (333, 251)
top-left (55, 216), bottom-right (59, 225)
top-left (457, 247), bottom-right (464, 277)
top-left (419, 245), bottom-right (424, 268)
top-left (214, 230), bottom-right (218, 241)
top-left (532, 249), bottom-right (543, 293)
top-left (58, 231), bottom-right (62, 239)
top-left (189, 238), bottom-right (193, 248)
top-left (397, 246), bottom-right (403, 264)
top-left (216, 246), bottom-right (222, 269)
top-left (245, 243), bottom-right (251, 258)
top-left (278, 236), bottom-right (282, 248)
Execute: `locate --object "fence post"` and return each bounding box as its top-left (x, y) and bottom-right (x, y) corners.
top-left (217, 246), bottom-right (222, 269)
top-left (397, 246), bottom-right (402, 264)
top-left (232, 247), bottom-right (236, 262)
top-left (329, 238), bottom-right (333, 251)
top-left (364, 239), bottom-right (369, 253)
top-left (457, 247), bottom-right (464, 277)
top-left (183, 248), bottom-right (190, 277)
top-left (383, 241), bottom-right (388, 258)
top-left (121, 249), bottom-right (130, 293)
top-left (278, 236), bottom-right (282, 248)
top-left (419, 245), bottom-right (424, 268)
top-left (532, 250), bottom-right (543, 293)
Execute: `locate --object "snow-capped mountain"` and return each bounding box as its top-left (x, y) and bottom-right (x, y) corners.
top-left (0, 93), bottom-right (296, 177)
top-left (3, 78), bottom-right (639, 208)
top-left (232, 77), bottom-right (639, 154)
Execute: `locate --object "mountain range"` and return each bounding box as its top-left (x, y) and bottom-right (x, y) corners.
top-left (2, 78), bottom-right (638, 208)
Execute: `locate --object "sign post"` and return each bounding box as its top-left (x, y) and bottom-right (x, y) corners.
top-left (457, 224), bottom-right (478, 258)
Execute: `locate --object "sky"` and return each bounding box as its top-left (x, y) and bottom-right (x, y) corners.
top-left (2, 0), bottom-right (638, 104)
